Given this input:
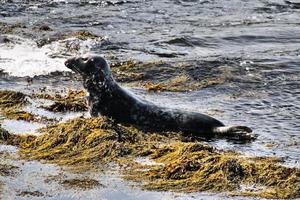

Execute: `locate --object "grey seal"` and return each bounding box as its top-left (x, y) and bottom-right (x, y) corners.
top-left (65, 55), bottom-right (255, 140)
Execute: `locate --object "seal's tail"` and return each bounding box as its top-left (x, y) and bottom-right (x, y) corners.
top-left (213, 125), bottom-right (257, 141)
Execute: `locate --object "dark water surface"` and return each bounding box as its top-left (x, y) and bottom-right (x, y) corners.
top-left (0, 0), bottom-right (300, 199)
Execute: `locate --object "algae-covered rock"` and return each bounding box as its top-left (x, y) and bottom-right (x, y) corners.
top-left (6, 116), bottom-right (299, 199)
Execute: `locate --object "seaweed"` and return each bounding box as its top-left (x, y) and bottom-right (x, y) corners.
top-left (126, 143), bottom-right (300, 199)
top-left (0, 125), bottom-right (10, 141)
top-left (1, 116), bottom-right (297, 199)
top-left (70, 31), bottom-right (102, 40)
top-left (0, 22), bottom-right (26, 34)
top-left (17, 191), bottom-right (44, 197)
top-left (110, 59), bottom-right (226, 92)
top-left (2, 109), bottom-right (36, 121)
top-left (0, 163), bottom-right (19, 176)
top-left (143, 75), bottom-right (225, 92)
top-left (0, 90), bottom-right (36, 121)
top-left (0, 90), bottom-right (299, 199)
top-left (0, 90), bottom-right (28, 109)
top-left (32, 24), bottom-right (53, 32)
top-left (0, 90), bottom-right (55, 122)
top-left (16, 117), bottom-right (179, 170)
top-left (59, 178), bottom-right (103, 190)
top-left (34, 90), bottom-right (88, 112)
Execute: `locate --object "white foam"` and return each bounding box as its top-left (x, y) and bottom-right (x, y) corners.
top-left (0, 35), bottom-right (69, 77)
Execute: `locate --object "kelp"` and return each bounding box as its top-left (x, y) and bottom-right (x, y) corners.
top-left (0, 90), bottom-right (35, 121)
top-left (110, 59), bottom-right (227, 92)
top-left (32, 24), bottom-right (53, 32)
top-left (126, 143), bottom-right (300, 199)
top-left (0, 128), bottom-right (36, 147)
top-left (0, 22), bottom-right (26, 34)
top-left (2, 109), bottom-right (36, 122)
top-left (143, 75), bottom-right (225, 92)
top-left (0, 125), bottom-right (10, 141)
top-left (70, 31), bottom-right (102, 40)
top-left (0, 90), bottom-right (55, 122)
top-left (17, 191), bottom-right (44, 197)
top-left (1, 117), bottom-right (298, 199)
top-left (0, 90), bottom-right (28, 109)
top-left (16, 117), bottom-right (180, 169)
top-left (34, 90), bottom-right (88, 112)
top-left (59, 178), bottom-right (103, 190)
top-left (0, 163), bottom-right (19, 177)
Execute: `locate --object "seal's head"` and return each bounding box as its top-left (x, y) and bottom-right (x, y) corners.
top-left (65, 55), bottom-right (111, 81)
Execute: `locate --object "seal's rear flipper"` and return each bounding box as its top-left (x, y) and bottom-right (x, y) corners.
top-left (213, 126), bottom-right (257, 141)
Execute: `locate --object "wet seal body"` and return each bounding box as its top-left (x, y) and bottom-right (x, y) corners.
top-left (65, 56), bottom-right (255, 140)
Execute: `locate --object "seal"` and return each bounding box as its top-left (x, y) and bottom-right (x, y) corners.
top-left (65, 55), bottom-right (255, 140)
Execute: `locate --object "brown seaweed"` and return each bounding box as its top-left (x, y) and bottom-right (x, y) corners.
top-left (0, 117), bottom-right (297, 199)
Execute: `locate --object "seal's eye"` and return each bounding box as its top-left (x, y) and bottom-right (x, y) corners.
top-left (82, 57), bottom-right (89, 61)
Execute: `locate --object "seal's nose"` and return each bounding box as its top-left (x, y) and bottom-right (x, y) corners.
top-left (64, 59), bottom-right (70, 66)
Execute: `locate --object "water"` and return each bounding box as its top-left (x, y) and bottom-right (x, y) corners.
top-left (0, 0), bottom-right (300, 198)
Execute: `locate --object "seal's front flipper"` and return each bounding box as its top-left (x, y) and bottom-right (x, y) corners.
top-left (213, 126), bottom-right (257, 141)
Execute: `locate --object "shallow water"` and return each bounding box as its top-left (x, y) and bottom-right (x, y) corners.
top-left (0, 0), bottom-right (300, 199)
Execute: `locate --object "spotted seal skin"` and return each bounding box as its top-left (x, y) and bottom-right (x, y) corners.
top-left (65, 55), bottom-right (256, 140)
